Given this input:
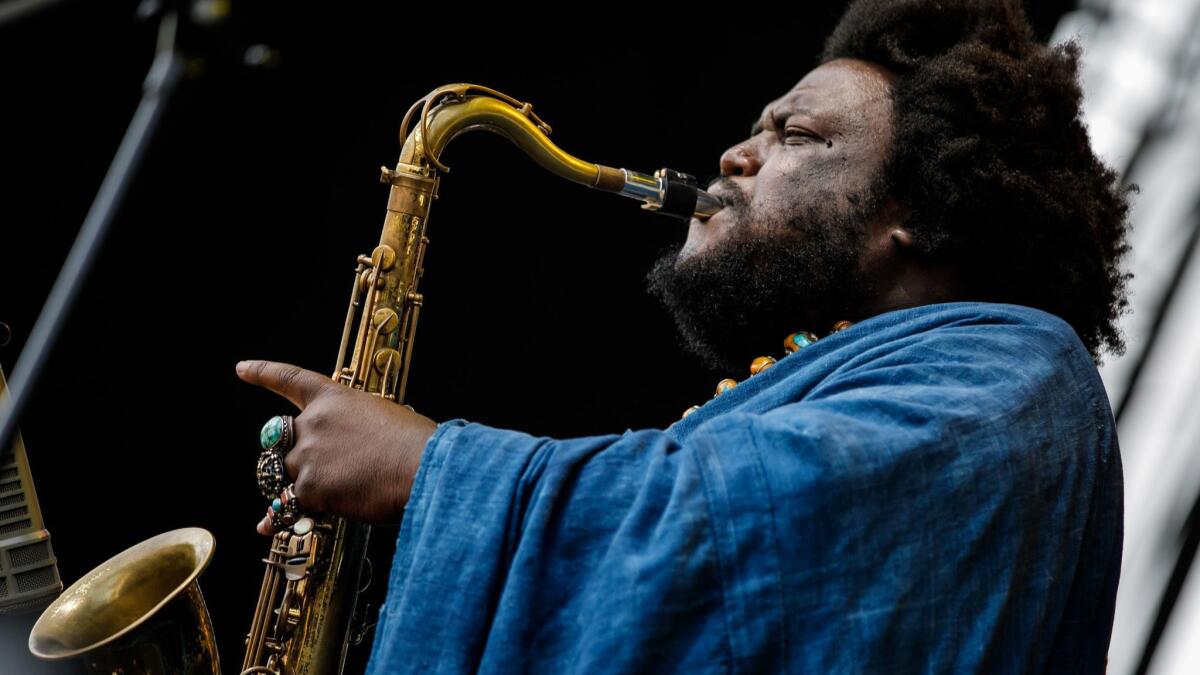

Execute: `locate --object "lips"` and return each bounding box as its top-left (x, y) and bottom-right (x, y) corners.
top-left (708, 186), bottom-right (734, 205)
top-left (690, 183), bottom-right (739, 228)
top-left (692, 209), bottom-right (726, 228)
top-left (705, 181), bottom-right (742, 208)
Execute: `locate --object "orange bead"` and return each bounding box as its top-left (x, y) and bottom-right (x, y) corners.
top-left (831, 320), bottom-right (854, 333)
top-left (715, 378), bottom-right (738, 396)
top-left (749, 355), bottom-right (776, 375)
top-left (681, 405), bottom-right (702, 419)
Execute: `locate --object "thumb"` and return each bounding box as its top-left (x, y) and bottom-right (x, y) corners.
top-left (236, 360), bottom-right (333, 410)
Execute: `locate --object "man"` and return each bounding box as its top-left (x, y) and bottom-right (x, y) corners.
top-left (237, 0), bottom-right (1132, 671)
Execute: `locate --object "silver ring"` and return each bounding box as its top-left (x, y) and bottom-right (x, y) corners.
top-left (256, 449), bottom-right (287, 500)
top-left (271, 483), bottom-right (302, 530)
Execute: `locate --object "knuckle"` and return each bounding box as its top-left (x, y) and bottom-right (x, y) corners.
top-left (251, 360), bottom-right (270, 379)
top-left (315, 382), bottom-right (344, 405)
top-left (303, 407), bottom-right (326, 430)
top-left (294, 468), bottom-right (323, 512)
top-left (278, 365), bottom-right (303, 392)
top-left (294, 475), bottom-right (312, 504)
top-left (283, 446), bottom-right (304, 478)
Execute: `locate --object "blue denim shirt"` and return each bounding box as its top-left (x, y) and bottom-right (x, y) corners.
top-left (365, 302), bottom-right (1123, 674)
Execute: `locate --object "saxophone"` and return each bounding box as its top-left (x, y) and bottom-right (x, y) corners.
top-left (28, 83), bottom-right (723, 674)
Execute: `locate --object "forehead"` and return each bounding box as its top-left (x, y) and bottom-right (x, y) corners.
top-left (760, 58), bottom-right (895, 128)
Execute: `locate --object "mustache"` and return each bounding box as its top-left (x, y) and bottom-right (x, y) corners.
top-left (705, 175), bottom-right (748, 212)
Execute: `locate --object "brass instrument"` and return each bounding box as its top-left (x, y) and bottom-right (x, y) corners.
top-left (29, 528), bottom-right (219, 672)
top-left (28, 83), bottom-right (722, 674)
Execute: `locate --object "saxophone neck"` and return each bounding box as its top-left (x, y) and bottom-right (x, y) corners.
top-left (392, 83), bottom-right (724, 221)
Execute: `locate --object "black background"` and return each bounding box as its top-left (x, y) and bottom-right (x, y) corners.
top-left (0, 1), bottom-right (1072, 671)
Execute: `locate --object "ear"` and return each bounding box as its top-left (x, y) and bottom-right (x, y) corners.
top-left (878, 197), bottom-right (913, 250)
top-left (890, 227), bottom-right (914, 249)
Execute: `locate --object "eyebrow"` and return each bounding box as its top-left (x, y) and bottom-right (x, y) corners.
top-left (749, 104), bottom-right (819, 137)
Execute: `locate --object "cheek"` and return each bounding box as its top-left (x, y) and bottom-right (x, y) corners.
top-left (747, 171), bottom-right (808, 225)
top-left (829, 147), bottom-right (882, 195)
top-left (755, 152), bottom-right (865, 215)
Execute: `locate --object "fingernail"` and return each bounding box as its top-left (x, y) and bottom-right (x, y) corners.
top-left (236, 360), bottom-right (249, 374)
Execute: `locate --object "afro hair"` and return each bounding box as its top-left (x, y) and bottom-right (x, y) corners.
top-left (822, 0), bottom-right (1135, 362)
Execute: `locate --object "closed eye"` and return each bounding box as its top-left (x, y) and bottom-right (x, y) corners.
top-left (785, 128), bottom-right (829, 146)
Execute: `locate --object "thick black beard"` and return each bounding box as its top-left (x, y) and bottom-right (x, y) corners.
top-left (645, 195), bottom-right (878, 374)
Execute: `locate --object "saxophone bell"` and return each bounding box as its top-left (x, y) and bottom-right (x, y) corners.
top-left (28, 528), bottom-right (219, 674)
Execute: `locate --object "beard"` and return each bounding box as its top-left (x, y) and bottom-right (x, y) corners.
top-left (645, 180), bottom-right (882, 374)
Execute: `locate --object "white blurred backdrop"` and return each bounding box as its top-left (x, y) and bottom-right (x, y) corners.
top-left (1051, 1), bottom-right (1200, 673)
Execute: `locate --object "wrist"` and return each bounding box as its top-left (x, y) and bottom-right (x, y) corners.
top-left (392, 412), bottom-right (438, 516)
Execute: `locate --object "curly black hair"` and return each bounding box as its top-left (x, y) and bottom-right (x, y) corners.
top-left (822, 0), bottom-right (1134, 362)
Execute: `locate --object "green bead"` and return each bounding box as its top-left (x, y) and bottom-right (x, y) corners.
top-left (271, 498), bottom-right (282, 513)
top-left (260, 416), bottom-right (284, 450)
top-left (792, 333), bottom-right (814, 348)
top-left (783, 331), bottom-right (819, 354)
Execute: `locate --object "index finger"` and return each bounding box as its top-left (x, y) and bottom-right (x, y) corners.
top-left (236, 360), bottom-right (332, 410)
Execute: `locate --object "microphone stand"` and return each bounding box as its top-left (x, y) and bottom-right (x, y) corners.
top-left (0, 12), bottom-right (184, 454)
top-left (0, 0), bottom-right (67, 29)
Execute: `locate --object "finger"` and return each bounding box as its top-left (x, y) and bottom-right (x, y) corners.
top-left (257, 507), bottom-right (275, 536)
top-left (283, 445), bottom-right (303, 485)
top-left (236, 360), bottom-right (332, 410)
top-left (290, 464), bottom-right (318, 513)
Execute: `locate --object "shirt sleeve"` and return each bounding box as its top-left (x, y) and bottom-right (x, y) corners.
top-left (364, 316), bottom-right (1120, 675)
top-left (367, 415), bottom-right (765, 674)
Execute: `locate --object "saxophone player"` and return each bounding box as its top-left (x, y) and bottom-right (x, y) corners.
top-left (238, 0), bottom-right (1129, 671)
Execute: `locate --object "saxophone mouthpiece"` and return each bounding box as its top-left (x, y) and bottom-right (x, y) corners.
top-left (613, 167), bottom-right (725, 221)
top-left (693, 188), bottom-right (725, 220)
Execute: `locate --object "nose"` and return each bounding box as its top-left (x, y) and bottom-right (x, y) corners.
top-left (719, 139), bottom-right (762, 177)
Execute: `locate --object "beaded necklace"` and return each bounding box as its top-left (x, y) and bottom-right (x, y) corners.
top-left (679, 319), bottom-right (854, 420)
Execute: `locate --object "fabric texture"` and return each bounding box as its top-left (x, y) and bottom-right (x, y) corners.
top-left (364, 301), bottom-right (1123, 674)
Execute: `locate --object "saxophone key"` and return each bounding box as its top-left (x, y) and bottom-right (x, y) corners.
top-left (373, 348), bottom-right (401, 375)
top-left (371, 244), bottom-right (397, 270)
top-left (371, 308), bottom-right (400, 334)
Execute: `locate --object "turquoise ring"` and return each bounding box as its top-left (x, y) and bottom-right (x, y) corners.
top-left (259, 415), bottom-right (294, 454)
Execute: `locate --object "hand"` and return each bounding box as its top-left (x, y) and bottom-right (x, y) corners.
top-left (235, 360), bottom-right (438, 536)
